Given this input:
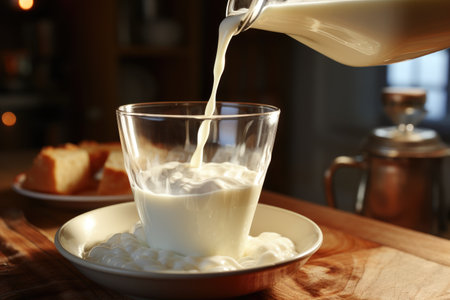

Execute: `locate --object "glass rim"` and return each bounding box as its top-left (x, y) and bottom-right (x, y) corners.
top-left (116, 101), bottom-right (280, 119)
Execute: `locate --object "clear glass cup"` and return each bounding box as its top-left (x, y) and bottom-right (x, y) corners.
top-left (116, 101), bottom-right (280, 258)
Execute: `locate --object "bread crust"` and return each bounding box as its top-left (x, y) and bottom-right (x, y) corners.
top-left (23, 142), bottom-right (131, 196)
top-left (23, 144), bottom-right (91, 194)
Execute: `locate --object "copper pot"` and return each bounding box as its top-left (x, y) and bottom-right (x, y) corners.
top-left (325, 88), bottom-right (449, 232)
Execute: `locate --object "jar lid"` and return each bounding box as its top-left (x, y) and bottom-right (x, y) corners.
top-left (364, 126), bottom-right (449, 158)
top-left (363, 87), bottom-right (449, 158)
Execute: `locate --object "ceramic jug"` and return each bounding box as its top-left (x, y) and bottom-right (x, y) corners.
top-left (324, 88), bottom-right (449, 232)
top-left (226, 0), bottom-right (450, 66)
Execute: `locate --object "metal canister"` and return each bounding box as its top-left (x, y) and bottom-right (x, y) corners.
top-left (325, 88), bottom-right (449, 232)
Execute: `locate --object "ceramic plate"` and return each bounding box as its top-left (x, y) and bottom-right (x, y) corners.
top-left (55, 202), bottom-right (323, 299)
top-left (12, 174), bottom-right (133, 210)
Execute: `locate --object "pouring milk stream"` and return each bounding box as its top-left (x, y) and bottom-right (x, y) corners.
top-left (190, 15), bottom-right (242, 168)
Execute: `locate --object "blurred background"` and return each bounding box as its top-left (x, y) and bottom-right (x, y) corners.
top-left (1, 0), bottom-right (449, 216)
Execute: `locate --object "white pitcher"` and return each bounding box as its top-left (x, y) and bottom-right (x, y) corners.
top-left (226, 0), bottom-right (450, 66)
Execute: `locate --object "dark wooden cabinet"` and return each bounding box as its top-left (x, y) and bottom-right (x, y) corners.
top-left (60, 0), bottom-right (203, 142)
top-left (0, 0), bottom-right (205, 145)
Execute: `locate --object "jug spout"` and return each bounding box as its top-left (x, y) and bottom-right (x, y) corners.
top-left (226, 0), bottom-right (266, 35)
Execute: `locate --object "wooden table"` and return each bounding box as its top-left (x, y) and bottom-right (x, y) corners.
top-left (1, 151), bottom-right (450, 299)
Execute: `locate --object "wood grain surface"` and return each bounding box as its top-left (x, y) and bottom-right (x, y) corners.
top-left (261, 190), bottom-right (450, 267)
top-left (0, 208), bottom-right (127, 299)
top-left (2, 200), bottom-right (449, 299)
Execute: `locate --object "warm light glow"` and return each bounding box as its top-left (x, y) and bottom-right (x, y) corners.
top-left (83, 216), bottom-right (97, 232)
top-left (2, 112), bottom-right (17, 127)
top-left (18, 0), bottom-right (33, 10)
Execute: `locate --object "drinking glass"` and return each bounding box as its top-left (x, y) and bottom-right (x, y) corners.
top-left (117, 101), bottom-right (279, 258)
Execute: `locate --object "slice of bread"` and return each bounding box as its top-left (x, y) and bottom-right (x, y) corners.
top-left (97, 151), bottom-right (131, 195)
top-left (22, 144), bottom-right (91, 194)
top-left (78, 141), bottom-right (122, 175)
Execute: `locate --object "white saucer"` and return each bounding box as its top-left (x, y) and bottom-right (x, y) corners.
top-left (55, 202), bottom-right (322, 299)
top-left (13, 174), bottom-right (133, 210)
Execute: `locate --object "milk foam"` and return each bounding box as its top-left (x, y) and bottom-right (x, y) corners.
top-left (136, 161), bottom-right (257, 195)
top-left (86, 223), bottom-right (298, 273)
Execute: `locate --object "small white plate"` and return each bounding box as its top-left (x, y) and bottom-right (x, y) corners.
top-left (12, 174), bottom-right (133, 210)
top-left (55, 202), bottom-right (323, 299)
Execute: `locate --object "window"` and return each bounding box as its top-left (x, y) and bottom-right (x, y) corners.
top-left (387, 50), bottom-right (449, 121)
